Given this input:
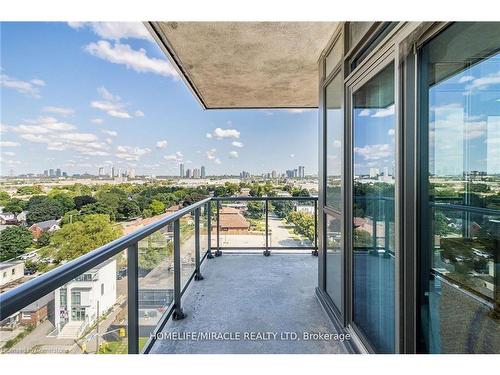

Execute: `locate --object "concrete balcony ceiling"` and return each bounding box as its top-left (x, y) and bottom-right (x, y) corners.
top-left (147, 22), bottom-right (338, 109)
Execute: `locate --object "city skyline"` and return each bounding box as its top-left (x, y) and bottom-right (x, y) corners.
top-left (0, 22), bottom-right (318, 177)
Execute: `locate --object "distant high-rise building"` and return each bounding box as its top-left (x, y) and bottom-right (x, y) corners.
top-left (201, 166), bottom-right (206, 178)
top-left (111, 166), bottom-right (116, 178)
top-left (186, 168), bottom-right (192, 178)
top-left (193, 168), bottom-right (200, 179)
top-left (293, 168), bottom-right (298, 178)
top-left (49, 168), bottom-right (55, 177)
top-left (43, 170), bottom-right (48, 177)
top-left (271, 170), bottom-right (277, 179)
top-left (98, 167), bottom-right (104, 177)
top-left (62, 172), bottom-right (68, 177)
top-left (298, 166), bottom-right (305, 178)
top-left (56, 168), bottom-right (61, 177)
top-left (128, 169), bottom-right (136, 179)
top-left (180, 163), bottom-right (185, 178)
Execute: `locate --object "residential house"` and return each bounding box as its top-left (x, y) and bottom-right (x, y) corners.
top-left (217, 207), bottom-right (250, 233)
top-left (0, 213), bottom-right (17, 225)
top-left (54, 258), bottom-right (117, 338)
top-left (18, 292), bottom-right (55, 327)
top-left (29, 219), bottom-right (60, 239)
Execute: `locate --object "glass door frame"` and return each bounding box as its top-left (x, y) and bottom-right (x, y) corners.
top-left (345, 49), bottom-right (400, 353)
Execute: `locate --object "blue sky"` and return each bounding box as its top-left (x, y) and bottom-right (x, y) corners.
top-left (0, 22), bottom-right (318, 176)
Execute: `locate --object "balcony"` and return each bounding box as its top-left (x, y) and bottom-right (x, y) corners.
top-left (0, 196), bottom-right (349, 354)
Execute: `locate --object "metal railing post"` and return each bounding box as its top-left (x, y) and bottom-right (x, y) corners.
top-left (215, 200), bottom-right (222, 256)
top-left (264, 199), bottom-right (270, 256)
top-left (127, 242), bottom-right (139, 353)
top-left (172, 219), bottom-right (185, 320)
top-left (207, 202), bottom-right (213, 259)
top-left (313, 199), bottom-right (319, 256)
top-left (194, 207), bottom-right (204, 281)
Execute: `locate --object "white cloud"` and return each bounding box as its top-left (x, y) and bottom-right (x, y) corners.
top-left (372, 104), bottom-right (395, 118)
top-left (164, 151), bottom-right (183, 162)
top-left (215, 158), bottom-right (221, 164)
top-left (467, 70), bottom-right (500, 90)
top-left (68, 22), bottom-right (152, 41)
top-left (43, 106), bottom-right (74, 116)
top-left (458, 75), bottom-right (475, 83)
top-left (388, 129), bottom-right (395, 136)
top-left (91, 86), bottom-right (132, 119)
top-left (1, 73), bottom-right (45, 98)
top-left (231, 141), bottom-right (244, 148)
top-left (0, 141), bottom-right (20, 147)
top-left (290, 154), bottom-right (295, 158)
top-left (2, 151), bottom-right (16, 157)
top-left (91, 118), bottom-right (104, 124)
top-left (285, 108), bottom-right (315, 114)
top-left (11, 117), bottom-right (109, 156)
top-left (354, 143), bottom-right (392, 160)
top-left (358, 109), bottom-right (371, 117)
top-left (85, 41), bottom-right (178, 78)
top-left (229, 151), bottom-right (239, 158)
top-left (116, 145), bottom-right (151, 161)
top-left (101, 129), bottom-right (118, 137)
top-left (206, 133), bottom-right (213, 139)
top-left (206, 149), bottom-right (217, 160)
top-left (208, 127), bottom-right (240, 140)
top-left (156, 140), bottom-right (168, 148)
top-left (134, 110), bottom-right (145, 117)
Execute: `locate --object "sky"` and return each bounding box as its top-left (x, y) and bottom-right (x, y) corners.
top-left (0, 22), bottom-right (318, 177)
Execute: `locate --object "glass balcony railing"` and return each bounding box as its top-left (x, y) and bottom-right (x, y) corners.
top-left (0, 196), bottom-right (317, 354)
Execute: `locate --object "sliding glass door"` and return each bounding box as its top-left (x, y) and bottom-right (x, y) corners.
top-left (418, 22), bottom-right (500, 354)
top-left (351, 61), bottom-right (396, 353)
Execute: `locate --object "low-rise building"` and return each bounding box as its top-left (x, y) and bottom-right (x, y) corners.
top-left (0, 261), bottom-right (24, 287)
top-left (216, 207), bottom-right (250, 232)
top-left (0, 213), bottom-right (17, 225)
top-left (54, 258), bottom-right (117, 338)
top-left (29, 219), bottom-right (60, 239)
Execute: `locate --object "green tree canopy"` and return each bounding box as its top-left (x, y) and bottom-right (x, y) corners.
top-left (73, 195), bottom-right (97, 210)
top-left (149, 199), bottom-right (166, 215)
top-left (0, 226), bottom-right (33, 261)
top-left (27, 196), bottom-right (65, 225)
top-left (43, 214), bottom-right (122, 262)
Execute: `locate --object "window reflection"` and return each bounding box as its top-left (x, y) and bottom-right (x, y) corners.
top-left (420, 22), bottom-right (500, 354)
top-left (352, 62), bottom-right (395, 353)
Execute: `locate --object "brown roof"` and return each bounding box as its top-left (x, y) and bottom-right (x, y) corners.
top-left (219, 209), bottom-right (250, 230)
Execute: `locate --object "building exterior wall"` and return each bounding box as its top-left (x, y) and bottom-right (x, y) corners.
top-left (0, 262), bottom-right (24, 286)
top-left (316, 21), bottom-right (500, 354)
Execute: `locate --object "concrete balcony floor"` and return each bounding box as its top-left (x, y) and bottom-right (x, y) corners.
top-left (150, 253), bottom-right (348, 354)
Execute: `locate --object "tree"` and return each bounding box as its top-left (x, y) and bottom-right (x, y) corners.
top-left (138, 232), bottom-right (172, 271)
top-left (0, 226), bottom-right (33, 261)
top-left (149, 199), bottom-right (166, 215)
top-left (80, 202), bottom-right (116, 220)
top-left (74, 195), bottom-right (97, 210)
top-left (17, 185), bottom-right (43, 195)
top-left (246, 201), bottom-right (264, 219)
top-left (52, 193), bottom-right (76, 212)
top-left (0, 191), bottom-right (10, 206)
top-left (27, 197), bottom-right (65, 225)
top-left (272, 200), bottom-right (294, 218)
top-left (3, 198), bottom-right (27, 214)
top-left (37, 232), bottom-right (51, 247)
top-left (43, 214), bottom-right (122, 262)
top-left (117, 200), bottom-right (141, 220)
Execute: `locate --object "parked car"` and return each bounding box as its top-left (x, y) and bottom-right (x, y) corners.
top-left (20, 252), bottom-right (37, 260)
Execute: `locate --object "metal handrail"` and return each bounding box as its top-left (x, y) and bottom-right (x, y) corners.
top-left (0, 195), bottom-right (319, 353)
top-left (212, 196), bottom-right (319, 254)
top-left (0, 197), bottom-right (211, 322)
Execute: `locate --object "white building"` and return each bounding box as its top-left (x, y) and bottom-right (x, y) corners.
top-left (0, 261), bottom-right (24, 287)
top-left (54, 258), bottom-right (117, 338)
